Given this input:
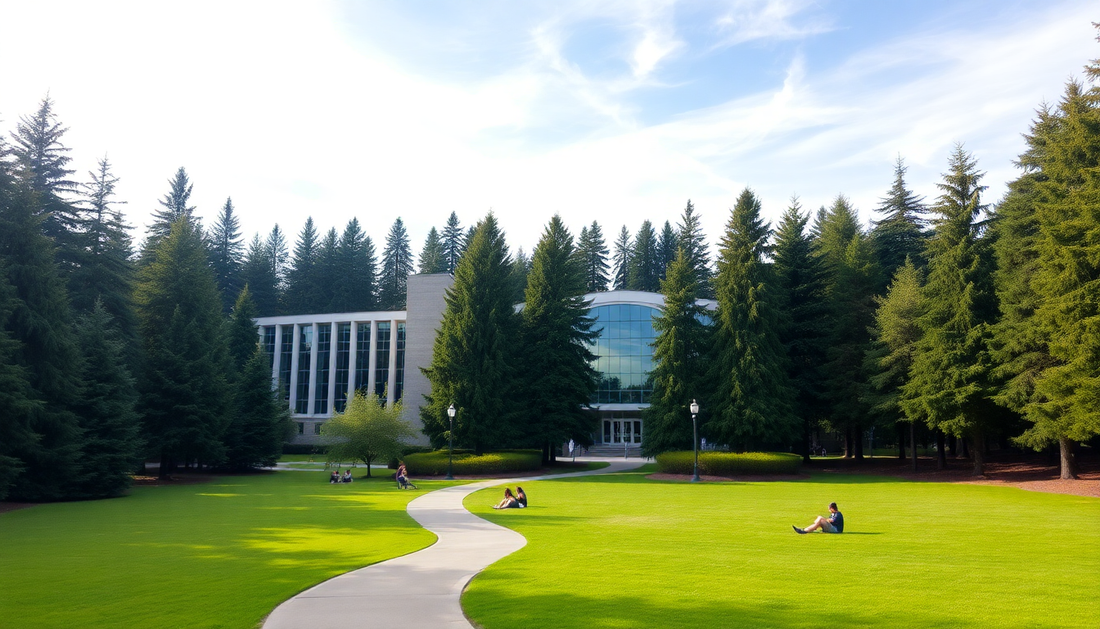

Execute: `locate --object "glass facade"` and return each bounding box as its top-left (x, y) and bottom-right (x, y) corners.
top-left (279, 326), bottom-right (294, 401)
top-left (355, 323), bottom-right (371, 392)
top-left (333, 323), bottom-right (351, 413)
top-left (262, 326), bottom-right (276, 370)
top-left (395, 322), bottom-right (406, 401)
top-left (314, 324), bottom-right (331, 414)
top-left (375, 322), bottom-right (391, 398)
top-left (588, 304), bottom-right (658, 404)
top-left (295, 325), bottom-right (312, 414)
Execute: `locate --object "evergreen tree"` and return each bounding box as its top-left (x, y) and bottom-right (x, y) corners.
top-left (226, 285), bottom-right (261, 370)
top-left (676, 200), bottom-right (713, 296)
top-left (379, 217), bottom-right (414, 310)
top-left (642, 249), bottom-right (710, 457)
top-left (147, 167), bottom-right (196, 243)
top-left (418, 227), bottom-right (447, 274)
top-left (772, 199), bottom-right (829, 460)
top-left (315, 228), bottom-right (341, 310)
top-left (208, 197), bottom-right (244, 313)
top-left (442, 211), bottom-right (464, 273)
top-left (611, 226), bottom-right (631, 290)
top-left (330, 218), bottom-right (376, 312)
top-left (421, 213), bottom-right (518, 453)
top-left (627, 220), bottom-right (660, 292)
top-left (266, 224), bottom-right (289, 295)
top-left (239, 234), bottom-right (280, 316)
top-left (518, 216), bottom-right (598, 459)
top-left (510, 247), bottom-right (531, 304)
top-left (0, 264), bottom-right (41, 501)
top-left (901, 145), bottom-right (999, 476)
top-left (575, 220), bottom-right (610, 292)
top-left (73, 300), bottom-right (142, 498)
top-left (656, 220), bottom-right (678, 280)
top-left (706, 189), bottom-right (796, 450)
top-left (871, 156), bottom-right (928, 285)
top-left (284, 217), bottom-right (320, 315)
top-left (136, 216), bottom-right (230, 477)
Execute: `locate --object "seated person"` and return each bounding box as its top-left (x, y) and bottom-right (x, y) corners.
top-left (515, 486), bottom-right (527, 508)
top-left (793, 502), bottom-right (844, 534)
top-left (493, 488), bottom-right (518, 509)
top-left (342, 470), bottom-right (353, 483)
top-left (396, 464), bottom-right (409, 488)
top-left (330, 470), bottom-right (340, 484)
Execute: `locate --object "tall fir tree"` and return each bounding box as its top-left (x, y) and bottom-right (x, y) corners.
top-left (441, 211), bottom-right (464, 273)
top-left (627, 220), bottom-right (660, 292)
top-left (284, 217), bottom-right (320, 315)
top-left (870, 156), bottom-right (928, 284)
top-left (706, 189), bottom-right (796, 450)
top-left (330, 218), bottom-right (376, 312)
top-left (379, 217), bottom-right (414, 310)
top-left (510, 247), bottom-right (531, 304)
top-left (0, 261), bottom-right (43, 501)
top-left (676, 199), bottom-right (713, 297)
top-left (642, 248), bottom-right (710, 457)
top-left (656, 220), bottom-right (679, 280)
top-left (315, 227), bottom-right (341, 310)
top-left (421, 213), bottom-right (518, 454)
top-left (147, 167), bottom-right (196, 245)
top-left (418, 227), bottom-right (447, 274)
top-left (208, 197), bottom-right (245, 313)
top-left (575, 220), bottom-right (610, 292)
top-left (517, 216), bottom-right (598, 460)
top-left (266, 224), bottom-right (289, 296)
top-left (611, 226), bottom-right (631, 290)
top-left (240, 233), bottom-right (280, 316)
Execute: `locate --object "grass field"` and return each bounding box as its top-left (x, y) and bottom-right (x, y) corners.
top-left (0, 471), bottom-right (445, 629)
top-left (463, 468), bottom-right (1100, 629)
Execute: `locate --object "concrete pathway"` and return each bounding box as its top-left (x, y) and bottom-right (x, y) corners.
top-left (263, 458), bottom-right (645, 629)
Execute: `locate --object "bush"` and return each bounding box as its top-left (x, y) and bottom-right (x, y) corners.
top-left (282, 443), bottom-right (328, 456)
top-left (388, 445), bottom-right (434, 469)
top-left (655, 451), bottom-right (802, 476)
top-left (403, 450), bottom-right (543, 476)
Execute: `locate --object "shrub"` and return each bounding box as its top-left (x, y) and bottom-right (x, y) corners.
top-left (403, 450), bottom-right (543, 476)
top-left (282, 443), bottom-right (328, 456)
top-left (655, 451), bottom-right (802, 476)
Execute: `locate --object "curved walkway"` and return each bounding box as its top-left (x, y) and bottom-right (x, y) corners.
top-left (263, 458), bottom-right (644, 629)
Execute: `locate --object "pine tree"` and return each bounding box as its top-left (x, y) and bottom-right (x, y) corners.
top-left (656, 220), bottom-right (678, 280)
top-left (772, 199), bottom-right (829, 460)
top-left (677, 200), bottom-right (712, 296)
top-left (73, 300), bottom-right (142, 498)
top-left (706, 189), bottom-right (796, 450)
top-left (575, 220), bottom-right (610, 292)
top-left (239, 234), bottom-right (280, 316)
top-left (266, 224), bottom-right (289, 295)
top-left (330, 218), bottom-right (376, 312)
top-left (642, 249), bottom-right (710, 457)
top-left (208, 197), bottom-right (244, 313)
top-left (518, 216), bottom-right (598, 459)
top-left (136, 216), bottom-right (231, 477)
top-left (442, 211), bottom-right (464, 273)
top-left (284, 217), bottom-right (320, 315)
top-left (226, 285), bottom-right (261, 370)
top-left (510, 247), bottom-right (531, 304)
top-left (315, 228), bottom-right (340, 310)
top-left (611, 226), bottom-right (631, 290)
top-left (0, 264), bottom-right (41, 501)
top-left (901, 145), bottom-right (999, 476)
top-left (871, 157), bottom-right (928, 288)
top-left (627, 220), bottom-right (660, 292)
top-left (147, 167), bottom-right (196, 244)
top-left (379, 217), bottom-right (414, 310)
top-left (418, 227), bottom-right (446, 274)
top-left (421, 213), bottom-right (518, 454)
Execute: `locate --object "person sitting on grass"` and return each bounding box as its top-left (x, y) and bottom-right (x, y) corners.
top-left (793, 502), bottom-right (843, 534)
top-left (330, 470), bottom-right (340, 484)
top-left (493, 488), bottom-right (518, 509)
top-left (342, 470), bottom-right (353, 483)
top-left (396, 464), bottom-right (409, 488)
top-left (515, 486), bottom-right (527, 508)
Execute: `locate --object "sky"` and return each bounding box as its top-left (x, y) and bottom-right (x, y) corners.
top-left (1, 0), bottom-right (1097, 258)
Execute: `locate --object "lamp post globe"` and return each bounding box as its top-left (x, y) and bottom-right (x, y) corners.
top-left (446, 404), bottom-right (456, 480)
top-left (690, 399), bottom-right (700, 482)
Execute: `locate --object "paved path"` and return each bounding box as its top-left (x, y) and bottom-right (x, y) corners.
top-left (263, 458), bottom-right (645, 629)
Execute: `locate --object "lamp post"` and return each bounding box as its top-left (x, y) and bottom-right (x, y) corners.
top-left (690, 399), bottom-right (701, 482)
top-left (446, 403), bottom-right (456, 480)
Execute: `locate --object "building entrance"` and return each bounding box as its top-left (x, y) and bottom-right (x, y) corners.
top-left (603, 419), bottom-right (642, 445)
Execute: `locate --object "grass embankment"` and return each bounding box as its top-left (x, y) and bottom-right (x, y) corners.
top-left (463, 470), bottom-right (1100, 629)
top-left (0, 471), bottom-right (443, 629)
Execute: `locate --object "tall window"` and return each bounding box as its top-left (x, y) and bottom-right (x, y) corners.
top-left (295, 325), bottom-right (312, 414)
top-left (375, 321), bottom-right (391, 398)
top-left (279, 326), bottom-right (294, 401)
top-left (262, 326), bottom-right (276, 370)
top-left (355, 323), bottom-right (371, 393)
top-left (395, 322), bottom-right (406, 401)
top-left (588, 304), bottom-right (658, 404)
top-left (334, 323), bottom-right (351, 413)
top-left (314, 324), bottom-right (331, 414)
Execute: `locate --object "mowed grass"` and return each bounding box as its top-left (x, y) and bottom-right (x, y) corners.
top-left (464, 470), bottom-right (1100, 629)
top-left (0, 471), bottom-right (443, 629)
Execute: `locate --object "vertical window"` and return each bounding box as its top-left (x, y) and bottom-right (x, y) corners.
top-left (375, 321), bottom-right (391, 398)
top-left (280, 326), bottom-right (294, 402)
top-left (262, 326), bottom-right (276, 370)
top-left (334, 323), bottom-right (351, 413)
top-left (395, 322), bottom-right (406, 401)
top-left (314, 422), bottom-right (322, 435)
top-left (314, 324), bottom-right (331, 414)
top-left (296, 326), bottom-right (312, 414)
top-left (587, 304), bottom-right (659, 406)
top-left (296, 422), bottom-right (304, 435)
top-left (355, 323), bottom-right (371, 392)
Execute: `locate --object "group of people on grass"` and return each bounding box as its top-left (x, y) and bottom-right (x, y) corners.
top-left (329, 469), bottom-right (354, 484)
top-left (492, 486), bottom-right (527, 509)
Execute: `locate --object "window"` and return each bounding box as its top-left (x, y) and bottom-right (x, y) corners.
top-left (279, 326), bottom-right (294, 401)
top-left (375, 321), bottom-right (391, 398)
top-left (333, 323), bottom-right (351, 412)
top-left (587, 304), bottom-right (659, 404)
top-left (314, 422), bottom-right (322, 435)
top-left (395, 322), bottom-right (406, 401)
top-left (296, 422), bottom-right (304, 435)
top-left (314, 324), bottom-right (331, 414)
top-left (295, 326), bottom-right (312, 414)
top-left (262, 326), bottom-right (276, 370)
top-left (355, 323), bottom-right (371, 392)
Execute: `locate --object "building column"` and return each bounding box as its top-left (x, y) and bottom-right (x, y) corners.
top-left (271, 324), bottom-right (283, 388)
top-left (387, 319), bottom-right (398, 407)
top-left (307, 322), bottom-right (319, 415)
top-left (327, 321), bottom-right (338, 416)
top-left (367, 320), bottom-right (378, 396)
top-left (289, 324), bottom-right (301, 414)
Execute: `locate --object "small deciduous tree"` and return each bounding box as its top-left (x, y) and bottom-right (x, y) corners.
top-left (321, 391), bottom-right (415, 477)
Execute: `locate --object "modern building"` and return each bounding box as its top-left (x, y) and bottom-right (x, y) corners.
top-left (255, 274), bottom-right (714, 450)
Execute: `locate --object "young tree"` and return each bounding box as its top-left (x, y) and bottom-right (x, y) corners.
top-left (706, 189), bottom-right (796, 450)
top-left (239, 234), bottom-right (280, 316)
top-left (208, 197), bottom-right (245, 313)
top-left (642, 249), bottom-right (710, 457)
top-left (575, 220), bottom-right (610, 292)
top-left (611, 226), bottom-right (631, 290)
top-left (322, 391), bottom-right (415, 478)
top-left (870, 156), bottom-right (928, 283)
top-left (517, 216), bottom-right (598, 460)
top-left (442, 211), bottom-right (464, 273)
top-left (284, 217), bottom-right (320, 315)
top-left (677, 200), bottom-right (712, 296)
top-left (379, 217), bottom-right (414, 310)
top-left (627, 220), bottom-right (660, 292)
top-left (418, 227), bottom-right (447, 274)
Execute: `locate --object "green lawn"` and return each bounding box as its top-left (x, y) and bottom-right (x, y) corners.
top-left (463, 469), bottom-right (1100, 629)
top-left (0, 471), bottom-right (444, 629)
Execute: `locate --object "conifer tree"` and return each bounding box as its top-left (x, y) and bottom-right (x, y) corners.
top-left (517, 216), bottom-right (598, 459)
top-left (706, 189), bottom-right (796, 450)
top-left (642, 249), bottom-right (710, 457)
top-left (677, 200), bottom-right (712, 296)
top-left (284, 217), bottom-right (320, 315)
top-left (379, 217), bottom-right (413, 310)
top-left (421, 213), bottom-right (518, 454)
top-left (240, 234), bottom-right (281, 316)
top-left (330, 218), bottom-right (376, 312)
top-left (575, 220), bottom-right (610, 292)
top-left (0, 263), bottom-right (41, 501)
top-left (870, 156), bottom-right (927, 283)
top-left (315, 227), bottom-right (341, 309)
top-left (656, 220), bottom-right (678, 280)
top-left (147, 167), bottom-right (196, 244)
top-left (136, 216), bottom-right (231, 477)
top-left (418, 227), bottom-right (447, 274)
top-left (627, 220), bottom-right (660, 292)
top-left (611, 226), bottom-right (631, 290)
top-left (266, 224), bottom-right (289, 295)
top-left (442, 211), bottom-right (464, 273)
top-left (208, 197), bottom-right (244, 313)
top-left (901, 145), bottom-right (999, 476)
top-left (510, 247), bottom-right (531, 304)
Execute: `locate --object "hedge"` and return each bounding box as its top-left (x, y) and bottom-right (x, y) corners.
top-left (403, 450), bottom-right (543, 476)
top-left (655, 451), bottom-right (802, 476)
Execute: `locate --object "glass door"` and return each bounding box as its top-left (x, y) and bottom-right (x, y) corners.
top-left (602, 419), bottom-right (642, 444)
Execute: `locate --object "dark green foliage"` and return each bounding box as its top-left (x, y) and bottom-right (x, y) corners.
top-left (136, 216), bottom-right (230, 477)
top-left (518, 216), bottom-right (598, 457)
top-left (676, 200), bottom-right (712, 297)
top-left (654, 451), bottom-right (802, 476)
top-left (421, 213), bottom-right (518, 454)
top-left (239, 234), bottom-right (281, 316)
top-left (510, 247), bottom-right (531, 304)
top-left (9, 94), bottom-right (77, 196)
top-left (627, 220), bottom-right (660, 291)
top-left (656, 220), bottom-right (678, 280)
top-left (871, 156), bottom-right (928, 282)
top-left (147, 167), bottom-right (196, 244)
top-left (442, 211), bottom-right (464, 274)
top-left (315, 227), bottom-right (340, 310)
top-left (379, 217), bottom-right (414, 310)
top-left (706, 189), bottom-right (796, 450)
top-left (611, 226), bottom-right (631, 290)
top-left (208, 198), bottom-right (244, 313)
top-left (402, 450), bottom-right (542, 475)
top-left (223, 346), bottom-right (290, 471)
top-left (226, 286), bottom-right (260, 370)
top-left (284, 217), bottom-right (320, 315)
top-left (330, 218), bottom-right (376, 312)
top-left (0, 265), bottom-right (41, 501)
top-left (266, 224), bottom-right (289, 294)
top-left (73, 301), bottom-right (142, 498)
top-left (576, 220), bottom-right (610, 292)
top-left (642, 249), bottom-right (710, 457)
top-left (418, 227), bottom-right (447, 274)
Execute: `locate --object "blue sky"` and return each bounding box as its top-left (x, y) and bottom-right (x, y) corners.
top-left (0, 0), bottom-right (1096, 257)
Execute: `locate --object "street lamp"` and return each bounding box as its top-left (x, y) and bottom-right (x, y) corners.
top-left (690, 399), bottom-right (701, 482)
top-left (446, 403), bottom-right (456, 481)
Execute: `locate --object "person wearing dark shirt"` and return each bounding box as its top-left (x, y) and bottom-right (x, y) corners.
top-left (515, 486), bottom-right (527, 508)
top-left (793, 502), bottom-right (844, 534)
